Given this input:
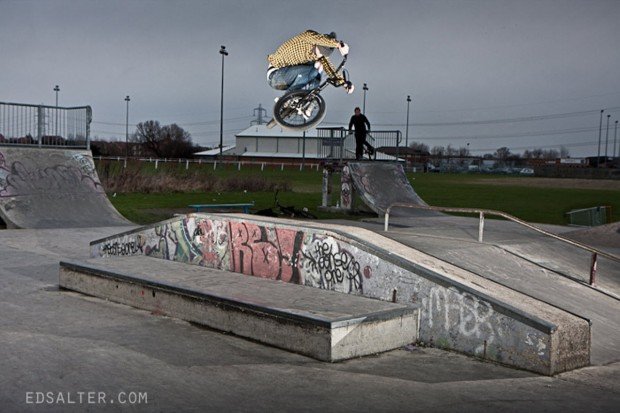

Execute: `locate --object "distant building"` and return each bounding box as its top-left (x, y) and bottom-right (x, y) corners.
top-left (233, 125), bottom-right (326, 160)
top-left (193, 145), bottom-right (236, 158)
top-left (195, 125), bottom-right (402, 163)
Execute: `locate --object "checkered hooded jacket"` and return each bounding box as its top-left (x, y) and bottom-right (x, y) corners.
top-left (267, 30), bottom-right (343, 82)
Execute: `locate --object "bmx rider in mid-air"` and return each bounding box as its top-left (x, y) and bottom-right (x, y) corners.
top-left (267, 30), bottom-right (354, 118)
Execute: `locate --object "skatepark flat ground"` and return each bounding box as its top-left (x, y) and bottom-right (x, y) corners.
top-left (1, 225), bottom-right (619, 412)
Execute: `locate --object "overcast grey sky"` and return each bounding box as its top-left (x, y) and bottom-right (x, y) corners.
top-left (1, 0), bottom-right (619, 156)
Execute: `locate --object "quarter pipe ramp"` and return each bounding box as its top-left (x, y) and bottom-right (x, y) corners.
top-left (346, 162), bottom-right (434, 216)
top-left (0, 146), bottom-right (131, 229)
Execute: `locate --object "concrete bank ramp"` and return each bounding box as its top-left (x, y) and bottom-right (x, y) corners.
top-left (0, 146), bottom-right (130, 228)
top-left (563, 222), bottom-right (620, 252)
top-left (346, 162), bottom-right (435, 216)
top-left (83, 213), bottom-right (591, 375)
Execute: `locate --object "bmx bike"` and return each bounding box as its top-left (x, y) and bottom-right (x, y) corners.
top-left (255, 190), bottom-right (317, 220)
top-left (267, 48), bottom-right (351, 131)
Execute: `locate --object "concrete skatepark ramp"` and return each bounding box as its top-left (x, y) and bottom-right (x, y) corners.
top-left (0, 146), bottom-right (131, 229)
top-left (75, 212), bottom-right (591, 375)
top-left (344, 162), bottom-right (432, 216)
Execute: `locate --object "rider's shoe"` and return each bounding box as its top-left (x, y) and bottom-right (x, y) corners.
top-left (274, 96), bottom-right (280, 103)
top-left (302, 103), bottom-right (316, 120)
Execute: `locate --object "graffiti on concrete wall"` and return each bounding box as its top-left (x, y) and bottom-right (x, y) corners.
top-left (426, 286), bottom-right (497, 355)
top-left (0, 150), bottom-right (102, 198)
top-left (302, 236), bottom-right (363, 293)
top-left (340, 165), bottom-right (353, 210)
top-left (100, 236), bottom-right (146, 256)
top-left (194, 218), bottom-right (231, 271)
top-left (95, 216), bottom-right (364, 292)
top-left (228, 221), bottom-right (304, 283)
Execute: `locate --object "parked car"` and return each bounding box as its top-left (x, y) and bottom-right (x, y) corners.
top-left (519, 168), bottom-right (535, 175)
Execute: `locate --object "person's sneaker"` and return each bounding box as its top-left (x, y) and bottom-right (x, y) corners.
top-left (274, 96), bottom-right (280, 103)
top-left (302, 103), bottom-right (315, 120)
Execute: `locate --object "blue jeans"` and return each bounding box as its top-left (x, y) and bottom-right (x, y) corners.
top-left (269, 65), bottom-right (321, 91)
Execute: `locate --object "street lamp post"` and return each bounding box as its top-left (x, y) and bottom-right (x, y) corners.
top-left (54, 85), bottom-right (59, 106)
top-left (597, 109), bottom-right (604, 167)
top-left (405, 95), bottom-right (411, 148)
top-left (614, 120), bottom-right (618, 159)
top-left (54, 85), bottom-right (60, 137)
top-left (125, 96), bottom-right (130, 159)
top-left (219, 45), bottom-right (228, 157)
top-left (604, 114), bottom-right (611, 161)
top-left (362, 83), bottom-right (368, 114)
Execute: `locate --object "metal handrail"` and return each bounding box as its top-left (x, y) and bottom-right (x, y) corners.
top-left (384, 202), bottom-right (620, 285)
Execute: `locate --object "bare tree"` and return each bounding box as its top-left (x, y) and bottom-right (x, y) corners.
top-left (133, 121), bottom-right (194, 158)
top-left (161, 123), bottom-right (194, 158)
top-left (408, 141), bottom-right (430, 153)
top-left (134, 120), bottom-right (165, 158)
top-left (494, 147), bottom-right (511, 160)
top-left (431, 145), bottom-right (445, 156)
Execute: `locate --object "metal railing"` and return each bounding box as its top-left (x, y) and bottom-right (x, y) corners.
top-left (384, 202), bottom-right (620, 286)
top-left (317, 127), bottom-right (348, 160)
top-left (316, 127), bottom-right (402, 163)
top-left (0, 101), bottom-right (91, 149)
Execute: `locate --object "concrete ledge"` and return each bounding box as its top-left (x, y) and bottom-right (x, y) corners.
top-left (59, 257), bottom-right (419, 362)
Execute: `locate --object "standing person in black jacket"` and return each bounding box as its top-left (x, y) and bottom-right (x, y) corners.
top-left (348, 107), bottom-right (374, 160)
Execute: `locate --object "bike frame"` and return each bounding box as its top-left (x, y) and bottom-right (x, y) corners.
top-left (315, 54), bottom-right (348, 92)
top-left (295, 54), bottom-right (348, 108)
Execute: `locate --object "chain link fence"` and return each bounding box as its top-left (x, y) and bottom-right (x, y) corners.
top-left (0, 101), bottom-right (91, 148)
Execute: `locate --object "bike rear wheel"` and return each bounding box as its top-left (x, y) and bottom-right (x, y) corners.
top-left (273, 90), bottom-right (326, 130)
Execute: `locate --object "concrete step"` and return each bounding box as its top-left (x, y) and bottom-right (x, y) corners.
top-left (59, 256), bottom-right (419, 362)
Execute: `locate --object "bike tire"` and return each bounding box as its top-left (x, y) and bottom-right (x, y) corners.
top-left (299, 210), bottom-right (317, 219)
top-left (273, 90), bottom-right (326, 131)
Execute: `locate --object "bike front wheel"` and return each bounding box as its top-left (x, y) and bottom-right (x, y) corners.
top-left (273, 90), bottom-right (326, 131)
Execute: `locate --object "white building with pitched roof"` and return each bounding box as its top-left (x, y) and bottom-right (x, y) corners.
top-left (195, 124), bottom-right (402, 162)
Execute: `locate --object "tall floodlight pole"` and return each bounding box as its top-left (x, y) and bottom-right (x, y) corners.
top-left (597, 109), bottom-right (604, 167)
top-left (362, 83), bottom-right (368, 114)
top-left (405, 95), bottom-right (411, 148)
top-left (54, 85), bottom-right (60, 137)
top-left (125, 96), bottom-right (130, 159)
top-left (614, 120), bottom-right (618, 159)
top-left (219, 45), bottom-right (228, 157)
top-left (604, 114), bottom-right (611, 161)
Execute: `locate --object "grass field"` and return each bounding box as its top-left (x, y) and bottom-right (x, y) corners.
top-left (99, 160), bottom-right (620, 226)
